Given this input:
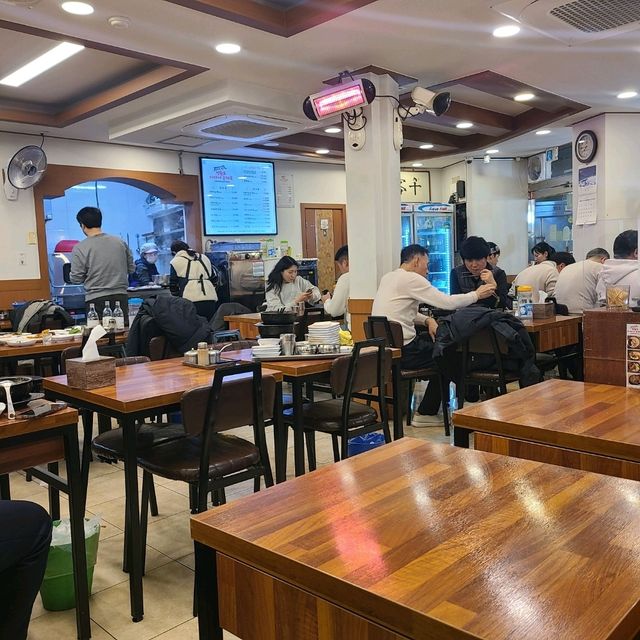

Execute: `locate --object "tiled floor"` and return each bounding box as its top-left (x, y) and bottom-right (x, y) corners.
top-left (15, 382), bottom-right (450, 639)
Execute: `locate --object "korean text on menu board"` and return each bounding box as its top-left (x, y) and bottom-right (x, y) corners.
top-left (202, 159), bottom-right (277, 235)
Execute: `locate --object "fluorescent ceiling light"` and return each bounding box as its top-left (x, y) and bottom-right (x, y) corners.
top-left (263, 141), bottom-right (279, 147)
top-left (61, 2), bottom-right (94, 15)
top-left (536, 129), bottom-right (551, 135)
top-left (215, 43), bottom-right (241, 54)
top-left (419, 143), bottom-right (434, 149)
top-left (411, 163), bottom-right (423, 167)
top-left (0, 42), bottom-right (84, 87)
top-left (514, 92), bottom-right (535, 102)
top-left (324, 126), bottom-right (341, 133)
top-left (315, 149), bottom-right (330, 155)
top-left (493, 25), bottom-right (520, 38)
top-left (617, 90), bottom-right (638, 99)
top-left (486, 149), bottom-right (499, 154)
top-left (456, 121), bottom-right (473, 129)
top-left (70, 184), bottom-right (106, 190)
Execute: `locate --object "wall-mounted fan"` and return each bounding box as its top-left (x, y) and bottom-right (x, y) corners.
top-left (7, 145), bottom-right (48, 189)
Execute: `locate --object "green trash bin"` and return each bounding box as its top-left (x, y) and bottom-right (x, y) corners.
top-left (40, 517), bottom-right (101, 611)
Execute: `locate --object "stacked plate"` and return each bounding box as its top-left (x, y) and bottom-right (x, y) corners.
top-left (251, 338), bottom-right (281, 358)
top-left (308, 321), bottom-right (341, 345)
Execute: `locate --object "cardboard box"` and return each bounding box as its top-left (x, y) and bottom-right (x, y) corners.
top-left (533, 302), bottom-right (554, 319)
top-left (66, 356), bottom-right (116, 389)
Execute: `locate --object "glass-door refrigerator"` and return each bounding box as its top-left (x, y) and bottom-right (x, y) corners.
top-left (401, 203), bottom-right (414, 247)
top-left (412, 203), bottom-right (454, 294)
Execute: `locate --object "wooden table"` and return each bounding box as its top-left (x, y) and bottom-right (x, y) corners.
top-left (223, 348), bottom-right (403, 480)
top-left (191, 437), bottom-right (640, 640)
top-left (224, 313), bottom-right (261, 339)
top-left (452, 378), bottom-right (640, 479)
top-left (0, 408), bottom-right (90, 639)
top-left (520, 314), bottom-right (581, 351)
top-left (43, 358), bottom-right (282, 624)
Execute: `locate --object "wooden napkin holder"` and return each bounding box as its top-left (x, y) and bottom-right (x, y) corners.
top-left (66, 356), bottom-right (116, 389)
top-left (533, 301), bottom-right (554, 319)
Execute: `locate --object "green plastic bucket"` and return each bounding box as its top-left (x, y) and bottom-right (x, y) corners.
top-left (40, 518), bottom-right (100, 611)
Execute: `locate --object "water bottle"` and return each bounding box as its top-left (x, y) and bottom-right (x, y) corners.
top-left (113, 301), bottom-right (125, 330)
top-left (87, 303), bottom-right (99, 328)
top-left (102, 301), bottom-right (113, 328)
top-left (516, 285), bottom-right (533, 319)
top-left (128, 298), bottom-right (142, 327)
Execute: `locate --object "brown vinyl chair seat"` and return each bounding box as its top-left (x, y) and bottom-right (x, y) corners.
top-left (136, 434), bottom-right (259, 482)
top-left (284, 399), bottom-right (378, 433)
top-left (398, 365), bottom-right (439, 380)
top-left (92, 423), bottom-right (187, 460)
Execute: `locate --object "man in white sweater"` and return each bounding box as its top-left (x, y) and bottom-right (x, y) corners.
top-left (372, 244), bottom-right (495, 426)
top-left (555, 247), bottom-right (609, 314)
top-left (321, 245), bottom-right (350, 325)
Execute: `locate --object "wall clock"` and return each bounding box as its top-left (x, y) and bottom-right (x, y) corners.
top-left (575, 130), bottom-right (597, 164)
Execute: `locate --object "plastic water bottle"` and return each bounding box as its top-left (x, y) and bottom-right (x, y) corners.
top-left (113, 301), bottom-right (125, 330)
top-left (87, 303), bottom-right (99, 328)
top-left (102, 302), bottom-right (113, 328)
top-left (128, 298), bottom-right (143, 326)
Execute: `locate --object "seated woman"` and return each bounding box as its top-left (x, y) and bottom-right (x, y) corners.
top-left (130, 242), bottom-right (159, 287)
top-left (169, 240), bottom-right (218, 320)
top-left (265, 256), bottom-right (321, 311)
top-left (512, 241), bottom-right (559, 298)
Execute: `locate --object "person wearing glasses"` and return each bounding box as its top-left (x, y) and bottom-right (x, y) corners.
top-left (130, 242), bottom-right (160, 287)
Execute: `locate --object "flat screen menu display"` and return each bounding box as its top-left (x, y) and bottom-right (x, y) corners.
top-left (200, 157), bottom-right (277, 235)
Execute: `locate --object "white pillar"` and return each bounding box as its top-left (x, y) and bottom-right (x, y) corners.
top-left (572, 114), bottom-right (640, 259)
top-left (345, 73), bottom-right (401, 299)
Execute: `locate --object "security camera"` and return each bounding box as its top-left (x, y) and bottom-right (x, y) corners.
top-left (483, 154), bottom-right (491, 164)
top-left (465, 158), bottom-right (473, 165)
top-left (410, 87), bottom-right (451, 116)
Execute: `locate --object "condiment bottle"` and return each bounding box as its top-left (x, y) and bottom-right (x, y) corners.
top-left (184, 349), bottom-right (197, 364)
top-left (197, 341), bottom-right (209, 366)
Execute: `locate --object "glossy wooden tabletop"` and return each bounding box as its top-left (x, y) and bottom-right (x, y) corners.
top-left (454, 379), bottom-right (640, 462)
top-left (44, 357), bottom-right (283, 414)
top-left (0, 332), bottom-right (127, 359)
top-left (0, 406), bottom-right (78, 440)
top-left (191, 437), bottom-right (640, 640)
top-left (223, 313), bottom-right (261, 323)
top-left (520, 314), bottom-right (582, 330)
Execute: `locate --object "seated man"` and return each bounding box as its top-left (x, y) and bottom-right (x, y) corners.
top-left (321, 244), bottom-right (350, 324)
top-left (450, 236), bottom-right (509, 309)
top-left (513, 241), bottom-right (559, 299)
top-left (596, 230), bottom-right (640, 305)
top-left (550, 251), bottom-right (576, 273)
top-left (372, 244), bottom-right (495, 426)
top-left (555, 248), bottom-right (608, 314)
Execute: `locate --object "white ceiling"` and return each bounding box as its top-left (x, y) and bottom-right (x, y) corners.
top-left (0, 0), bottom-right (639, 166)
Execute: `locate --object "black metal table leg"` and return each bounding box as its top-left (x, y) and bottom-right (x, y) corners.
top-left (122, 415), bottom-right (144, 621)
top-left (391, 362), bottom-right (403, 440)
top-left (195, 542), bottom-right (222, 640)
top-left (62, 424), bottom-right (91, 639)
top-left (453, 426), bottom-right (471, 448)
top-left (272, 381), bottom-right (287, 483)
top-left (291, 379), bottom-right (306, 476)
top-left (47, 461), bottom-right (61, 520)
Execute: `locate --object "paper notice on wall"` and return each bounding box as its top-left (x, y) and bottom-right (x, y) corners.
top-left (575, 165), bottom-right (597, 225)
top-left (275, 173), bottom-right (294, 208)
top-left (625, 324), bottom-right (640, 388)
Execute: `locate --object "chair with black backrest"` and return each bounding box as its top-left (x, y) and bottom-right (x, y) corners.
top-left (285, 338), bottom-right (391, 470)
top-left (365, 316), bottom-right (451, 436)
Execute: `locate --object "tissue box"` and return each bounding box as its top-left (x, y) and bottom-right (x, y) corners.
top-left (66, 356), bottom-right (116, 389)
top-left (533, 302), bottom-right (554, 319)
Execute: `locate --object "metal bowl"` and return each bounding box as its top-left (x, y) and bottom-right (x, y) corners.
top-left (316, 344), bottom-right (340, 354)
top-left (296, 343), bottom-right (317, 355)
top-left (0, 376), bottom-right (33, 402)
top-left (261, 311), bottom-right (297, 325)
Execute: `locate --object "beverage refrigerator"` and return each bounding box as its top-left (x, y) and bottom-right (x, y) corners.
top-left (401, 203), bottom-right (455, 294)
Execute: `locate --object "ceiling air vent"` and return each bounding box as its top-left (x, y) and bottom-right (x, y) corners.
top-left (492, 0), bottom-right (640, 44)
top-left (0, 0), bottom-right (41, 5)
top-left (183, 114), bottom-right (295, 142)
top-left (157, 135), bottom-right (209, 147)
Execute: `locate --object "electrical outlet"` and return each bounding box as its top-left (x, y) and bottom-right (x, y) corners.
top-left (18, 252), bottom-right (26, 266)
top-left (27, 232), bottom-right (37, 245)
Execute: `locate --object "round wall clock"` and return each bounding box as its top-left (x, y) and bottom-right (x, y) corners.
top-left (575, 130), bottom-right (598, 164)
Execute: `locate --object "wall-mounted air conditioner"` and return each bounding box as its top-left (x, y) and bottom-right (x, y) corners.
top-left (527, 153), bottom-right (550, 183)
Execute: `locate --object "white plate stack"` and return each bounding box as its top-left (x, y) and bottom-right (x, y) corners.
top-left (251, 338), bottom-right (281, 358)
top-left (308, 321), bottom-right (341, 345)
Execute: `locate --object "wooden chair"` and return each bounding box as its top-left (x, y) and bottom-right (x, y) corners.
top-left (285, 338), bottom-right (391, 470)
top-left (365, 315), bottom-right (451, 436)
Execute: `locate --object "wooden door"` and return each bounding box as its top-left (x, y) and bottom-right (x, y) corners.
top-left (300, 203), bottom-right (347, 292)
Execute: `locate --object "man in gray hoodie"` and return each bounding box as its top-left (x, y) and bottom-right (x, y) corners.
top-left (70, 206), bottom-right (134, 320)
top-left (596, 230), bottom-right (639, 305)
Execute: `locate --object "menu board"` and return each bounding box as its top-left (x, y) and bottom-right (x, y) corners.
top-left (200, 158), bottom-right (277, 235)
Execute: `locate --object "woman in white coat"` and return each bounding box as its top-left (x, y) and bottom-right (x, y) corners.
top-left (265, 256), bottom-right (321, 311)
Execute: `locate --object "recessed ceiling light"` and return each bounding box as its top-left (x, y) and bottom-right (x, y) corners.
top-left (514, 92), bottom-right (535, 102)
top-left (536, 129), bottom-right (551, 135)
top-left (617, 90), bottom-right (638, 99)
top-left (315, 149), bottom-right (330, 155)
top-left (215, 43), bottom-right (241, 55)
top-left (456, 121), bottom-right (474, 129)
top-left (61, 1), bottom-right (94, 15)
top-left (419, 143), bottom-right (434, 149)
top-left (486, 149), bottom-right (499, 154)
top-left (493, 25), bottom-right (520, 38)
top-left (324, 126), bottom-right (341, 134)
top-left (411, 163), bottom-right (423, 167)
top-left (263, 142), bottom-right (279, 147)
top-left (0, 42), bottom-right (84, 87)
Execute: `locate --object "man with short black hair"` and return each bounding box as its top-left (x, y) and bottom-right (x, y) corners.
top-left (596, 230), bottom-right (639, 304)
top-left (372, 244), bottom-right (495, 426)
top-left (555, 248), bottom-right (609, 314)
top-left (70, 206), bottom-right (134, 320)
top-left (321, 245), bottom-right (350, 323)
top-left (550, 251), bottom-right (576, 272)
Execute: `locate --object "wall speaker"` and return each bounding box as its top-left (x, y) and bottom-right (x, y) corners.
top-left (456, 180), bottom-right (466, 199)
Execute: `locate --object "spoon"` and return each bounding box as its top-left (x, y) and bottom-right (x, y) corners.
top-left (0, 381), bottom-right (15, 419)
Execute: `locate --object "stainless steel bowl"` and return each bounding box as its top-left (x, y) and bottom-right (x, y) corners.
top-left (316, 344), bottom-right (340, 354)
top-left (296, 344), bottom-right (317, 355)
